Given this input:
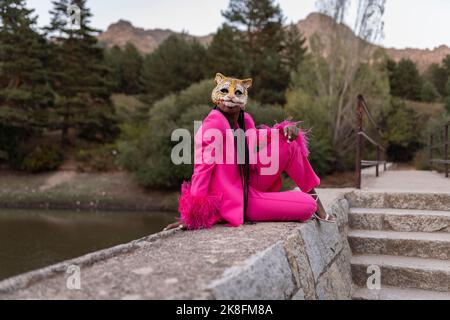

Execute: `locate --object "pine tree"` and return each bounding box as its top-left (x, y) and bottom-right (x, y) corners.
top-left (222, 0), bottom-right (306, 104)
top-left (420, 80), bottom-right (439, 103)
top-left (426, 63), bottom-right (448, 97)
top-left (141, 34), bottom-right (208, 103)
top-left (207, 24), bottom-right (249, 78)
top-left (388, 58), bottom-right (423, 101)
top-left (104, 45), bottom-right (123, 93)
top-left (0, 0), bottom-right (53, 164)
top-left (121, 43), bottom-right (143, 94)
top-left (283, 24), bottom-right (307, 71)
top-left (45, 0), bottom-right (117, 145)
top-left (445, 78), bottom-right (450, 115)
top-left (104, 44), bottom-right (143, 94)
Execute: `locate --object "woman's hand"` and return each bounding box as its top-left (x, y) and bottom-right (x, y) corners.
top-left (283, 125), bottom-right (299, 143)
top-left (163, 221), bottom-right (187, 231)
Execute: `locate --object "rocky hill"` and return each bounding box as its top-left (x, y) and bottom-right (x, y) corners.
top-left (98, 13), bottom-right (450, 71)
top-left (97, 19), bottom-right (212, 54)
top-left (296, 13), bottom-right (450, 72)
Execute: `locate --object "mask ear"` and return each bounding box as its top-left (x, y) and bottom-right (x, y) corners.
top-left (215, 73), bottom-right (226, 85)
top-left (242, 78), bottom-right (253, 90)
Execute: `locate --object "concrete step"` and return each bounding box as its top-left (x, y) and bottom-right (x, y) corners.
top-left (349, 208), bottom-right (450, 233)
top-left (348, 229), bottom-right (450, 260)
top-left (346, 191), bottom-right (450, 211)
top-left (351, 254), bottom-right (450, 292)
top-left (352, 285), bottom-right (450, 300)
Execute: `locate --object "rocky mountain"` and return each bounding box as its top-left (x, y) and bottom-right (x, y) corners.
top-left (97, 19), bottom-right (212, 54)
top-left (296, 13), bottom-right (450, 72)
top-left (98, 13), bottom-right (450, 71)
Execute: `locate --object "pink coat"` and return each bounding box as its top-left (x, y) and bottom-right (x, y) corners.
top-left (178, 109), bottom-right (313, 230)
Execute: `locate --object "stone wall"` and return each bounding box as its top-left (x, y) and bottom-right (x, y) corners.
top-left (0, 191), bottom-right (353, 300)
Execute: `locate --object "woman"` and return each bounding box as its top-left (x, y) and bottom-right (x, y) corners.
top-left (165, 73), bottom-right (335, 231)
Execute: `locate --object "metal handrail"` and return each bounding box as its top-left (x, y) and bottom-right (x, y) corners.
top-left (429, 122), bottom-right (449, 178)
top-left (357, 95), bottom-right (383, 137)
top-left (358, 131), bottom-right (386, 151)
top-left (355, 95), bottom-right (387, 189)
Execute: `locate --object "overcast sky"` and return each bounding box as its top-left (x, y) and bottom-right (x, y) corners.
top-left (26, 0), bottom-right (450, 50)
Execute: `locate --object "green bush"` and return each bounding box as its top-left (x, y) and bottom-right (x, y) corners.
top-left (413, 149), bottom-right (430, 170)
top-left (20, 145), bottom-right (63, 173)
top-left (118, 79), bottom-right (297, 189)
top-left (118, 80), bottom-right (213, 189)
top-left (76, 144), bottom-right (119, 172)
top-left (420, 80), bottom-right (439, 103)
top-left (381, 99), bottom-right (423, 162)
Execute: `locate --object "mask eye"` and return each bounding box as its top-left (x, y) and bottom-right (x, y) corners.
top-left (235, 90), bottom-right (243, 96)
top-left (220, 88), bottom-right (229, 94)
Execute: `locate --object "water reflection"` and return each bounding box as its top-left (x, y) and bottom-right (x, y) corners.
top-left (0, 209), bottom-right (177, 281)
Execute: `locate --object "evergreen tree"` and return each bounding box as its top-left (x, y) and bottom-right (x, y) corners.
top-left (222, 0), bottom-right (306, 104)
top-left (104, 44), bottom-right (143, 94)
top-left (283, 24), bottom-right (307, 71)
top-left (104, 45), bottom-right (123, 93)
top-left (426, 63), bottom-right (448, 97)
top-left (445, 78), bottom-right (450, 115)
top-left (0, 0), bottom-right (53, 164)
top-left (121, 43), bottom-right (143, 94)
top-left (388, 58), bottom-right (423, 101)
top-left (45, 0), bottom-right (117, 145)
top-left (206, 24), bottom-right (249, 78)
top-left (420, 80), bottom-right (439, 103)
top-left (141, 34), bottom-right (208, 103)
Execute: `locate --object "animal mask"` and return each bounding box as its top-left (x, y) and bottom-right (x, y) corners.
top-left (211, 73), bottom-right (252, 110)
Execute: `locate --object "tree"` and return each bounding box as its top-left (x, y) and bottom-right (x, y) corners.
top-left (420, 80), bottom-right (439, 103)
top-left (286, 51), bottom-right (391, 170)
top-left (300, 0), bottom-right (387, 163)
top-left (45, 0), bottom-right (117, 145)
top-left (381, 99), bottom-right (422, 162)
top-left (388, 58), bottom-right (423, 101)
top-left (141, 34), bottom-right (208, 103)
top-left (120, 43), bottom-right (143, 94)
top-left (222, 0), bottom-right (307, 104)
top-left (118, 78), bottom-right (289, 188)
top-left (283, 23), bottom-right (307, 71)
top-left (118, 80), bottom-right (214, 188)
top-left (425, 63), bottom-right (448, 97)
top-left (206, 24), bottom-right (249, 78)
top-left (445, 78), bottom-right (450, 115)
top-left (0, 0), bottom-right (53, 164)
top-left (104, 43), bottom-right (144, 94)
top-left (104, 45), bottom-right (123, 92)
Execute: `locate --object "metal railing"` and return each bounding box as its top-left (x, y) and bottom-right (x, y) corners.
top-left (429, 122), bottom-right (449, 178)
top-left (355, 95), bottom-right (387, 189)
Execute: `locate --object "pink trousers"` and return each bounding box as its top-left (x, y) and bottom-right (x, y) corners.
top-left (246, 137), bottom-right (320, 222)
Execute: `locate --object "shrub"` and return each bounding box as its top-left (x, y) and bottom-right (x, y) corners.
top-left (20, 145), bottom-right (63, 173)
top-left (118, 79), bottom-right (295, 189)
top-left (76, 144), bottom-right (119, 172)
top-left (118, 80), bottom-right (213, 189)
top-left (413, 149), bottom-right (430, 170)
top-left (382, 99), bottom-right (423, 162)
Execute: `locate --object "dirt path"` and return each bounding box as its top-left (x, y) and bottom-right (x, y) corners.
top-left (39, 171), bottom-right (77, 191)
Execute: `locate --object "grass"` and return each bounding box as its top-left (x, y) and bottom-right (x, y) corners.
top-left (0, 170), bottom-right (179, 212)
top-left (405, 100), bottom-right (444, 117)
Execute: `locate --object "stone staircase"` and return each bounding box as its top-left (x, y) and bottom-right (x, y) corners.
top-left (346, 191), bottom-right (450, 300)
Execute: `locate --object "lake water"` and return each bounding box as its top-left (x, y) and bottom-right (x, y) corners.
top-left (0, 209), bottom-right (177, 281)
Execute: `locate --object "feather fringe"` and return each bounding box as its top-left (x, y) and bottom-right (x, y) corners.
top-left (259, 120), bottom-right (310, 157)
top-left (178, 181), bottom-right (222, 230)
